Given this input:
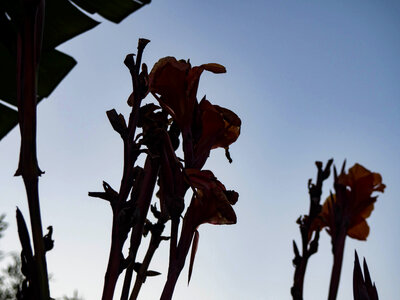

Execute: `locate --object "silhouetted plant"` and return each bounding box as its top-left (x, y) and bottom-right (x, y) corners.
top-left (1, 1), bottom-right (151, 298)
top-left (291, 159), bottom-right (333, 300)
top-left (293, 161), bottom-right (385, 300)
top-left (314, 163), bottom-right (385, 300)
top-left (353, 251), bottom-right (378, 300)
top-left (89, 40), bottom-right (241, 300)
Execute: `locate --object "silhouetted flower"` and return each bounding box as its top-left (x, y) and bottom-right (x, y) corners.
top-left (149, 57), bottom-right (226, 131)
top-left (193, 98), bottom-right (241, 168)
top-left (314, 163), bottom-right (385, 240)
top-left (184, 169), bottom-right (238, 229)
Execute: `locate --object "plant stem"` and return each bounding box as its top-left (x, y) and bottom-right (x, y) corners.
top-left (291, 160), bottom-right (332, 300)
top-left (160, 222), bottom-right (194, 300)
top-left (16, 0), bottom-right (49, 298)
top-left (120, 156), bottom-right (160, 300)
top-left (129, 222), bottom-right (164, 300)
top-left (102, 39), bottom-right (150, 300)
top-left (328, 228), bottom-right (346, 300)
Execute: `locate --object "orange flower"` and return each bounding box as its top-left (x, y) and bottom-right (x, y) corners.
top-left (183, 169), bottom-right (238, 229)
top-left (192, 98), bottom-right (241, 168)
top-left (149, 57), bottom-right (226, 131)
top-left (316, 163), bottom-right (385, 240)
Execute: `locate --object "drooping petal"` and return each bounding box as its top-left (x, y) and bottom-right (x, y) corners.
top-left (184, 169), bottom-right (238, 227)
top-left (211, 105), bottom-right (241, 149)
top-left (348, 218), bottom-right (370, 240)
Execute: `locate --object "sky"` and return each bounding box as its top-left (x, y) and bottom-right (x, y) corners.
top-left (1, 0), bottom-right (400, 299)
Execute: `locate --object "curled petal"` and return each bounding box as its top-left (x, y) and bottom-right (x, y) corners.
top-left (201, 63), bottom-right (226, 74)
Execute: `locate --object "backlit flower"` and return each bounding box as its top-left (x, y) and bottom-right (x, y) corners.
top-left (183, 169), bottom-right (238, 229)
top-left (315, 163), bottom-right (385, 240)
top-left (192, 98), bottom-right (241, 168)
top-left (149, 57), bottom-right (226, 131)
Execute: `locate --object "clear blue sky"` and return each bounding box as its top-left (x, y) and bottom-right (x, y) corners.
top-left (1, 1), bottom-right (399, 299)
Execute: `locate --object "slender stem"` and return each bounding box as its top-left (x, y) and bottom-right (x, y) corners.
top-left (291, 160), bottom-right (332, 300)
top-left (169, 218), bottom-right (179, 263)
top-left (292, 258), bottom-right (307, 300)
top-left (129, 223), bottom-right (164, 300)
top-left (160, 222), bottom-right (194, 300)
top-left (182, 128), bottom-right (194, 168)
top-left (120, 157), bottom-right (160, 300)
top-left (328, 228), bottom-right (346, 300)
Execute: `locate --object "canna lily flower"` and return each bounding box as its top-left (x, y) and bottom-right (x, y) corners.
top-left (149, 57), bottom-right (226, 132)
top-left (177, 169), bottom-right (238, 284)
top-left (192, 98), bottom-right (241, 168)
top-left (184, 169), bottom-right (238, 228)
top-left (314, 163), bottom-right (385, 240)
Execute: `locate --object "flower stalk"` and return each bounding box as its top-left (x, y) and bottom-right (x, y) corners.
top-left (291, 159), bottom-right (333, 300)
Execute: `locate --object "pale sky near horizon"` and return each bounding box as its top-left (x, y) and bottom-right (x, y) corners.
top-left (1, 1), bottom-right (400, 299)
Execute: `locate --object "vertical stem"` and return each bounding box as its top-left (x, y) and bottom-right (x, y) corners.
top-left (129, 223), bottom-right (164, 300)
top-left (160, 222), bottom-right (194, 300)
top-left (120, 157), bottom-right (160, 300)
top-left (102, 229), bottom-right (123, 300)
top-left (169, 218), bottom-right (179, 263)
top-left (102, 39), bottom-right (150, 300)
top-left (182, 128), bottom-right (194, 168)
top-left (16, 0), bottom-right (49, 298)
top-left (328, 228), bottom-right (347, 300)
top-left (292, 259), bottom-right (307, 300)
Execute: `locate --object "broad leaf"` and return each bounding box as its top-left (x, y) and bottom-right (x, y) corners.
top-left (0, 0), bottom-right (150, 140)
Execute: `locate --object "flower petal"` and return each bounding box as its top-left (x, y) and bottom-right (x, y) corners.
top-left (201, 63), bottom-right (226, 74)
top-left (348, 220), bottom-right (370, 240)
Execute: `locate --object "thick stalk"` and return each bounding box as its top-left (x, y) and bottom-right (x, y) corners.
top-left (328, 228), bottom-right (347, 300)
top-left (16, 0), bottom-right (49, 298)
top-left (120, 157), bottom-right (160, 300)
